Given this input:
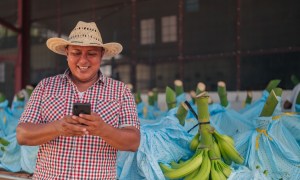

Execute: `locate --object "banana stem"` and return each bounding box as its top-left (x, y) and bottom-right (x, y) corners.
top-left (0, 92), bottom-right (6, 103)
top-left (16, 91), bottom-right (25, 101)
top-left (148, 91), bottom-right (155, 106)
top-left (291, 74), bottom-right (300, 87)
top-left (217, 81), bottom-right (229, 107)
top-left (189, 90), bottom-right (196, 104)
top-left (273, 87), bottom-right (282, 97)
top-left (265, 79), bottom-right (281, 93)
top-left (245, 91), bottom-right (252, 105)
top-left (259, 88), bottom-right (282, 117)
top-left (152, 88), bottom-right (158, 104)
top-left (25, 85), bottom-right (34, 97)
top-left (196, 82), bottom-right (206, 95)
top-left (134, 90), bottom-right (142, 104)
top-left (166, 86), bottom-right (177, 110)
top-left (176, 102), bottom-right (189, 126)
top-left (296, 91), bottom-right (300, 105)
top-left (195, 92), bottom-right (214, 148)
top-left (174, 80), bottom-right (184, 96)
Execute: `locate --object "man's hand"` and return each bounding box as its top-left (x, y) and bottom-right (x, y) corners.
top-left (52, 115), bottom-right (88, 136)
top-left (72, 112), bottom-right (140, 151)
top-left (72, 112), bottom-right (105, 136)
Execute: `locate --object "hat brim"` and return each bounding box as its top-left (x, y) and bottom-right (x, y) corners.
top-left (46, 37), bottom-right (123, 59)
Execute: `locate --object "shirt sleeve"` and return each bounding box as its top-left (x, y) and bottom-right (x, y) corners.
top-left (19, 79), bottom-right (45, 124)
top-left (118, 86), bottom-right (140, 129)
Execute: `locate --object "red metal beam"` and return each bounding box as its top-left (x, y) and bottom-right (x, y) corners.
top-left (241, 47), bottom-right (300, 56)
top-left (0, 55), bottom-right (18, 62)
top-left (31, 0), bottom-right (152, 23)
top-left (31, 1), bottom-right (130, 22)
top-left (16, 0), bottom-right (31, 93)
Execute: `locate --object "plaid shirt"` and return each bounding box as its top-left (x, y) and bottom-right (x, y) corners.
top-left (19, 69), bottom-right (139, 179)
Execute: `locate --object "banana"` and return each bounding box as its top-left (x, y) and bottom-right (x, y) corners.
top-left (162, 150), bottom-right (204, 179)
top-left (218, 140), bottom-right (244, 164)
top-left (159, 163), bottom-right (173, 173)
top-left (170, 151), bottom-right (198, 169)
top-left (213, 130), bottom-right (234, 147)
top-left (218, 142), bottom-right (232, 165)
top-left (183, 166), bottom-right (200, 180)
top-left (208, 141), bottom-right (221, 159)
top-left (214, 160), bottom-right (227, 180)
top-left (189, 132), bottom-right (200, 151)
top-left (213, 130), bottom-right (244, 165)
top-left (170, 160), bottom-right (181, 168)
top-left (190, 149), bottom-right (211, 180)
top-left (210, 160), bottom-right (221, 180)
top-left (218, 159), bottom-right (232, 177)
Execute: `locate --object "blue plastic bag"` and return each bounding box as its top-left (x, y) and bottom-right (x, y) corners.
top-left (117, 115), bottom-right (193, 180)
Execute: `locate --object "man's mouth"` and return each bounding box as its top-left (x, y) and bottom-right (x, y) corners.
top-left (78, 66), bottom-right (89, 70)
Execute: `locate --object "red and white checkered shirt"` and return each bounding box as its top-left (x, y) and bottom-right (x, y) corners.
top-left (19, 69), bottom-right (140, 179)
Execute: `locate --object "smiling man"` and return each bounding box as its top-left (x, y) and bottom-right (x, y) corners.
top-left (16, 21), bottom-right (140, 179)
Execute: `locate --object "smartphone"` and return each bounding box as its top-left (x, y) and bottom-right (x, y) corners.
top-left (72, 103), bottom-right (91, 116)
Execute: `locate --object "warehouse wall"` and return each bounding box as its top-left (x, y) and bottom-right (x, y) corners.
top-left (1, 0), bottom-right (300, 95)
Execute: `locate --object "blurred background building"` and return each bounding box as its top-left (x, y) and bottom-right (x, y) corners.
top-left (0, 0), bottom-right (300, 102)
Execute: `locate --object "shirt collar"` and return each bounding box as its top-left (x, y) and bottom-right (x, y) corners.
top-left (63, 68), bottom-right (105, 85)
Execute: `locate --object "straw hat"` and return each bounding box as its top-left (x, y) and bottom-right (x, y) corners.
top-left (46, 21), bottom-right (122, 59)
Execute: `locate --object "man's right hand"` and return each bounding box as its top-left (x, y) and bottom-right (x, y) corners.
top-left (52, 115), bottom-right (88, 137)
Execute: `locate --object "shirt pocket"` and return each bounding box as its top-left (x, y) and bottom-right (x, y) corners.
top-left (95, 99), bottom-right (120, 127)
top-left (41, 95), bottom-right (66, 123)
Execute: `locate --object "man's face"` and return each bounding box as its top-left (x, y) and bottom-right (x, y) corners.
top-left (66, 45), bottom-right (103, 83)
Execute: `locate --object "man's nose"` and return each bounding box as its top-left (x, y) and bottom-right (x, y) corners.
top-left (78, 53), bottom-right (89, 61)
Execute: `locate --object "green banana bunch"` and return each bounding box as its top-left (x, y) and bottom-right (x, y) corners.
top-left (211, 160), bottom-right (227, 180)
top-left (159, 149), bottom-right (204, 179)
top-left (184, 149), bottom-right (211, 180)
top-left (208, 141), bottom-right (221, 159)
top-left (182, 163), bottom-right (200, 180)
top-left (213, 131), bottom-right (244, 165)
top-left (216, 159), bottom-right (232, 178)
top-left (189, 132), bottom-right (200, 151)
top-left (213, 131), bottom-right (235, 147)
top-left (160, 92), bottom-right (240, 180)
top-left (170, 152), bottom-right (199, 169)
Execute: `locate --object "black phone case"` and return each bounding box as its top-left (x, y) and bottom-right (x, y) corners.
top-left (73, 103), bottom-right (91, 116)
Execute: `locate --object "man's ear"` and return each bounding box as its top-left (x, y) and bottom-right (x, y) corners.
top-left (100, 48), bottom-right (105, 58)
top-left (65, 45), bottom-right (69, 55)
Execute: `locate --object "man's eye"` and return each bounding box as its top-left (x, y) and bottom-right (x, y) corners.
top-left (88, 52), bottom-right (98, 56)
top-left (71, 52), bottom-right (81, 56)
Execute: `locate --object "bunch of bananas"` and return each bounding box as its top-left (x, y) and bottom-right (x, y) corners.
top-left (159, 92), bottom-right (244, 180)
top-left (159, 129), bottom-right (243, 180)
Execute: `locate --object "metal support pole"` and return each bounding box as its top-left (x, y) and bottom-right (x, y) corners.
top-left (178, 0), bottom-right (184, 80)
top-left (235, 0), bottom-right (241, 90)
top-left (130, 0), bottom-right (137, 91)
top-left (16, 0), bottom-right (31, 93)
top-left (56, 0), bottom-right (61, 37)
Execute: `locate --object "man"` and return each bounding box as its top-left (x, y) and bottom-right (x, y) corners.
top-left (16, 21), bottom-right (140, 179)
